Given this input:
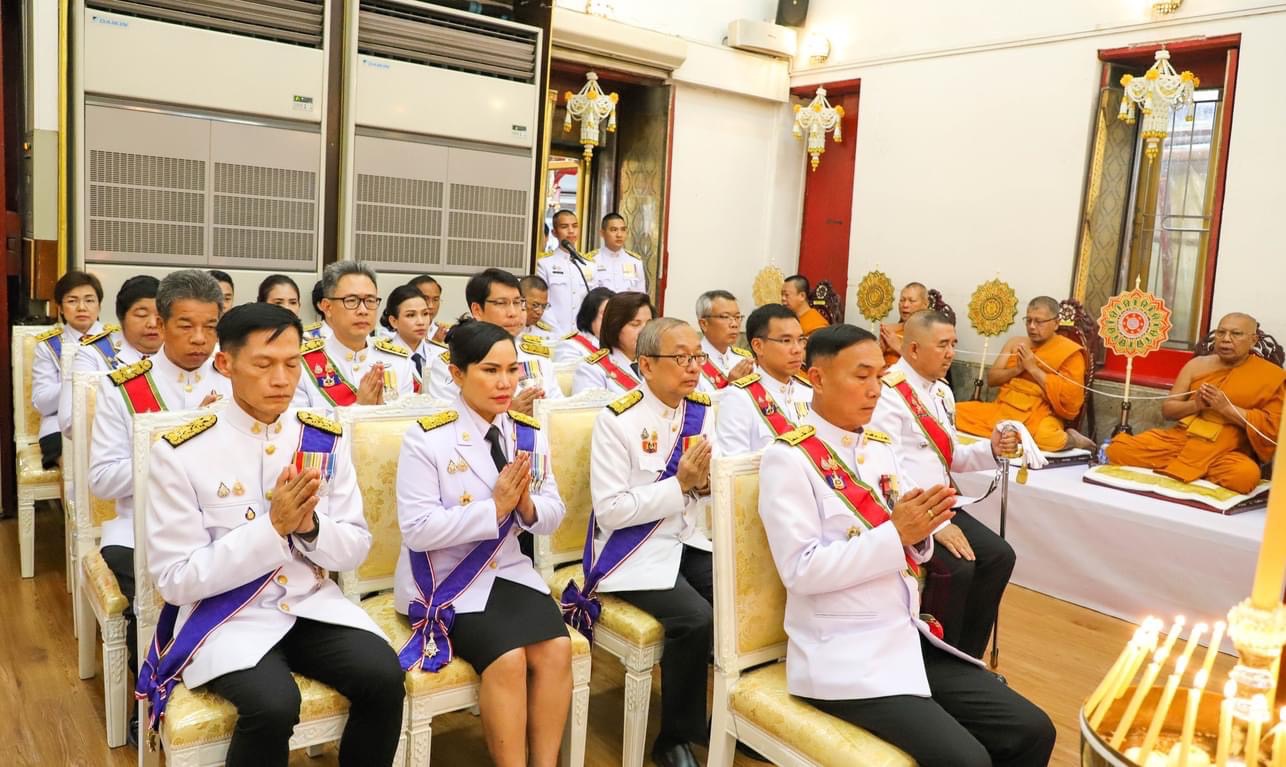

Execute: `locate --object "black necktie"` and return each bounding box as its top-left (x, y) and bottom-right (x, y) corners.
top-left (484, 425), bottom-right (508, 472)
top-left (411, 352), bottom-right (423, 376)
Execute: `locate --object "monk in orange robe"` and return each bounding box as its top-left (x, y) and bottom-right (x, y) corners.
top-left (782, 274), bottom-right (830, 337)
top-left (957, 296), bottom-right (1096, 452)
top-left (1106, 313), bottom-right (1285, 494)
top-left (880, 282), bottom-right (931, 367)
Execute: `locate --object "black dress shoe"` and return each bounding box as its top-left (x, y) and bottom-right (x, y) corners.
top-left (652, 742), bottom-right (699, 767)
top-left (126, 714), bottom-right (139, 748)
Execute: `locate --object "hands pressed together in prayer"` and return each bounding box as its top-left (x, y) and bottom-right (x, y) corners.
top-left (356, 363), bottom-right (386, 405)
top-left (270, 464), bottom-right (321, 537)
top-left (676, 436), bottom-right (712, 494)
top-left (879, 323), bottom-right (903, 354)
top-left (727, 357), bottom-right (756, 382)
top-left (492, 452), bottom-right (537, 525)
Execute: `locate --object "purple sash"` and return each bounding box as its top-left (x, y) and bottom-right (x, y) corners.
top-left (560, 398), bottom-right (708, 640)
top-left (85, 332), bottom-right (121, 368)
top-left (44, 332), bottom-right (63, 361)
top-left (135, 570), bottom-right (279, 735)
top-left (399, 419), bottom-right (538, 672)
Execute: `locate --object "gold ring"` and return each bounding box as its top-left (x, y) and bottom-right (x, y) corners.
top-left (926, 508), bottom-right (936, 519)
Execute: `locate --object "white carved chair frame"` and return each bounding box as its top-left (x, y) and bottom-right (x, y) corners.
top-left (11, 324), bottom-right (62, 579)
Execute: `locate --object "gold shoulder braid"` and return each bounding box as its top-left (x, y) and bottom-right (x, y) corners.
top-left (731, 373), bottom-right (761, 389)
top-left (864, 429), bottom-right (893, 445)
top-left (109, 358), bottom-right (152, 386)
top-left (425, 337), bottom-right (447, 349)
top-left (103, 323), bottom-right (121, 334)
top-left (536, 320), bottom-right (553, 332)
top-left (419, 411), bottom-right (459, 432)
top-left (778, 425), bottom-right (816, 446)
top-left (375, 338), bottom-right (410, 358)
top-left (509, 410), bottom-right (541, 429)
top-left (731, 346), bottom-right (753, 358)
top-left (608, 389), bottom-right (643, 415)
top-left (300, 338), bottom-right (325, 354)
top-left (35, 326), bottom-right (62, 342)
top-left (586, 348), bottom-right (608, 364)
top-left (562, 331), bottom-right (579, 341)
top-left (163, 414), bottom-right (218, 447)
top-left (80, 329), bottom-right (112, 346)
top-left (881, 370), bottom-right (907, 387)
top-left (439, 350), bottom-right (451, 364)
top-left (520, 338), bottom-right (551, 358)
top-left (297, 410), bottom-right (342, 435)
top-left (303, 321), bottom-right (323, 331)
top-left (793, 371), bottom-right (813, 388)
top-left (685, 391), bottom-right (712, 406)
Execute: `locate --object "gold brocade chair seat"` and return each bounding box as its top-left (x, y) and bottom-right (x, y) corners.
top-left (548, 564), bottom-right (664, 646)
top-left (163, 674), bottom-right (350, 749)
top-left (82, 550), bottom-right (127, 616)
top-left (728, 663), bottom-right (914, 767)
top-left (13, 326), bottom-right (64, 579)
top-left (17, 444), bottom-right (60, 484)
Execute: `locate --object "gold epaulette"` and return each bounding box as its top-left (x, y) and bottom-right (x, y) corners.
top-left (35, 326), bottom-right (62, 342)
top-left (425, 337), bottom-right (447, 349)
top-left (520, 334), bottom-right (545, 344)
top-left (562, 331), bottom-right (579, 341)
top-left (536, 320), bottom-right (553, 332)
top-left (375, 338), bottom-right (410, 358)
top-left (777, 425), bottom-right (816, 446)
top-left (626, 249), bottom-right (642, 261)
top-left (685, 391), bottom-right (712, 406)
top-left (439, 350), bottom-right (451, 364)
top-left (300, 338), bottom-right (325, 354)
top-left (793, 371), bottom-right (813, 388)
top-left (303, 321), bottom-right (323, 331)
top-left (731, 346), bottom-right (753, 358)
top-left (162, 414), bottom-right (217, 447)
top-left (608, 389), bottom-right (643, 415)
top-left (864, 429), bottom-right (893, 445)
top-left (103, 323), bottom-right (121, 334)
top-left (537, 249), bottom-right (553, 259)
top-left (520, 338), bottom-right (551, 358)
top-left (509, 410), bottom-right (541, 429)
top-left (881, 370), bottom-right (907, 387)
top-left (80, 329), bottom-right (112, 346)
top-left (418, 411), bottom-right (458, 432)
top-left (298, 410), bottom-right (342, 436)
top-left (731, 373), bottom-right (761, 389)
top-left (109, 359), bottom-right (152, 386)
top-left (585, 348), bottom-right (608, 364)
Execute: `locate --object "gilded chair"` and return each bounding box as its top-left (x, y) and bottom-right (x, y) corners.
top-left (534, 389), bottom-right (663, 767)
top-left (11, 324), bottom-right (63, 578)
top-left (131, 407), bottom-right (360, 767)
top-left (1194, 326), bottom-right (1284, 366)
top-left (62, 340), bottom-right (80, 593)
top-left (706, 453), bottom-right (915, 767)
top-left (555, 361), bottom-right (578, 397)
top-left (70, 371), bottom-right (131, 747)
top-left (1056, 298), bottom-right (1102, 439)
top-left (336, 401), bottom-right (592, 767)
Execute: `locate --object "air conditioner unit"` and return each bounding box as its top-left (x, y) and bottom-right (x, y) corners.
top-left (341, 0), bottom-right (543, 276)
top-left (72, 0), bottom-right (332, 277)
top-left (726, 18), bottom-right (798, 59)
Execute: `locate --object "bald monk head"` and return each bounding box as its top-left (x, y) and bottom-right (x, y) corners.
top-left (898, 283), bottom-right (930, 322)
top-left (1211, 313), bottom-right (1259, 365)
top-left (1024, 296), bottom-right (1061, 346)
top-left (903, 310), bottom-right (957, 381)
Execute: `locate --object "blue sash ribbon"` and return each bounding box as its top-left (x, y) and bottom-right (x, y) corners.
top-left (560, 399), bottom-right (708, 640)
top-left (86, 333), bottom-right (120, 368)
top-left (294, 421), bottom-right (339, 482)
top-left (135, 570), bottom-right (279, 735)
top-left (399, 419), bottom-right (538, 673)
top-left (44, 332), bottom-right (63, 361)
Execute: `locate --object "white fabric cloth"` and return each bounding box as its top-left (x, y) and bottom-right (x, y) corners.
top-left (589, 246), bottom-right (646, 293)
top-left (90, 350), bottom-right (231, 549)
top-left (424, 340), bottom-right (564, 403)
top-left (535, 247), bottom-right (592, 335)
top-left (393, 398), bottom-right (564, 614)
top-left (758, 409), bottom-right (981, 701)
top-left (292, 333), bottom-right (416, 408)
top-left (994, 420), bottom-right (1050, 469)
top-left (572, 347), bottom-right (639, 395)
top-left (146, 402), bottom-right (384, 688)
top-left (32, 322), bottom-right (104, 438)
top-left (713, 366), bottom-right (813, 455)
top-left (589, 382), bottom-right (715, 593)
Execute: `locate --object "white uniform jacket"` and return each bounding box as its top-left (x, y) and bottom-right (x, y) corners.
top-left (90, 352), bottom-right (231, 549)
top-left (758, 410), bottom-right (982, 702)
top-left (554, 331), bottom-right (599, 365)
top-left (292, 333), bottom-right (415, 409)
top-left (589, 246), bottom-right (646, 293)
top-left (869, 358), bottom-right (997, 488)
top-left (424, 337), bottom-right (564, 404)
top-left (33, 322), bottom-right (106, 438)
top-left (572, 347), bottom-right (640, 396)
top-left (698, 337), bottom-right (753, 394)
top-left (146, 404), bottom-right (384, 689)
top-left (393, 400), bottom-right (565, 615)
top-left (589, 384), bottom-right (715, 593)
top-left (713, 367), bottom-right (813, 455)
top-left (523, 322), bottom-right (559, 345)
top-left (59, 336), bottom-right (147, 436)
top-left (535, 247), bottom-right (592, 335)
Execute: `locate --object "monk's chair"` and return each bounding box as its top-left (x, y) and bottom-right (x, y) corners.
top-left (810, 280), bottom-right (843, 324)
top-left (1056, 298), bottom-right (1101, 439)
top-left (706, 452), bottom-right (915, 766)
top-left (928, 288), bottom-right (957, 326)
top-left (534, 389), bottom-right (662, 767)
top-left (1194, 328), bottom-right (1285, 366)
top-left (11, 324), bottom-right (63, 579)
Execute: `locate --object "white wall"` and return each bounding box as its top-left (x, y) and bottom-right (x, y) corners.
top-left (554, 0), bottom-right (779, 47)
top-left (789, 1), bottom-right (1286, 353)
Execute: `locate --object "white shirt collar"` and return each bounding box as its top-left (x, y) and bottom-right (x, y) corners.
top-left (804, 408), bottom-right (863, 449)
top-left (325, 332), bottom-right (369, 364)
top-left (893, 357), bottom-right (936, 397)
top-left (224, 399), bottom-right (286, 438)
top-left (152, 346), bottom-right (214, 385)
top-left (66, 321), bottom-right (103, 342)
top-left (640, 380), bottom-right (683, 421)
top-left (597, 245), bottom-right (625, 258)
top-left (754, 364), bottom-right (795, 396)
top-left (456, 395), bottom-right (510, 447)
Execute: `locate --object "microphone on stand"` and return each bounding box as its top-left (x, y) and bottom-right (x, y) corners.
top-left (560, 239), bottom-right (587, 265)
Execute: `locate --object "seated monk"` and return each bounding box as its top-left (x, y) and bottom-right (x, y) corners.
top-left (879, 282), bottom-right (931, 368)
top-left (956, 296), bottom-right (1096, 452)
top-left (1106, 313), bottom-right (1285, 494)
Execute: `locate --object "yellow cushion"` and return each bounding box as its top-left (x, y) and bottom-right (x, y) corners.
top-left (17, 444), bottom-right (60, 485)
top-left (350, 419), bottom-right (410, 583)
top-left (165, 674), bottom-right (349, 748)
top-left (82, 550), bottom-right (127, 616)
top-left (556, 368), bottom-right (575, 397)
top-left (547, 408), bottom-right (598, 560)
top-left (549, 565), bottom-right (663, 646)
top-left (21, 332), bottom-right (43, 439)
top-left (79, 387), bottom-right (117, 525)
top-left (729, 663), bottom-right (914, 767)
top-left (729, 472), bottom-right (788, 656)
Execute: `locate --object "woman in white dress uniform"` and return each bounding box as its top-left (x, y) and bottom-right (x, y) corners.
top-left (571, 291), bottom-right (653, 395)
top-left (382, 284), bottom-right (433, 394)
top-left (257, 274), bottom-right (302, 315)
top-left (395, 320), bottom-right (572, 767)
top-left (554, 286), bottom-right (614, 364)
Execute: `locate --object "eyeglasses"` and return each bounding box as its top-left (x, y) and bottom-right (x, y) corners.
top-left (1023, 316), bottom-right (1057, 326)
top-left (646, 352), bottom-right (709, 367)
top-left (484, 299), bottom-right (527, 311)
top-left (328, 295), bottom-right (381, 310)
top-left (702, 313), bottom-right (743, 325)
top-left (1213, 329), bottom-right (1250, 339)
top-left (761, 336), bottom-right (807, 348)
top-left (62, 297), bottom-right (99, 307)
top-left (526, 301), bottom-right (550, 311)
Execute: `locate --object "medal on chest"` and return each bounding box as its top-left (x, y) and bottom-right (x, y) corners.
top-left (641, 428), bottom-right (659, 454)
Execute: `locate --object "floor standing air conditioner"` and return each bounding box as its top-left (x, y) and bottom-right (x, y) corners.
top-left (342, 0), bottom-right (543, 276)
top-left (73, 0), bottom-right (332, 282)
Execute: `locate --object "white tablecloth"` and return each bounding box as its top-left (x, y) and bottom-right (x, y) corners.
top-left (955, 465), bottom-right (1264, 633)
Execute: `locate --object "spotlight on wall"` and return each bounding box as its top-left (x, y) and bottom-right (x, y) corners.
top-left (802, 31), bottom-right (831, 65)
top-left (1152, 0), bottom-right (1183, 13)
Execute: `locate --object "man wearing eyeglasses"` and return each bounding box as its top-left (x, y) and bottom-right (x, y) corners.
top-left (956, 296), bottom-right (1095, 452)
top-left (587, 317), bottom-right (716, 767)
top-left (293, 261), bottom-right (414, 409)
top-left (1106, 312), bottom-right (1285, 493)
top-left (695, 290), bottom-right (754, 391)
top-left (519, 274), bottom-right (558, 344)
top-left (714, 303), bottom-right (814, 455)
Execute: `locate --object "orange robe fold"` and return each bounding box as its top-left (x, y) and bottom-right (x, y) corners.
top-left (799, 308), bottom-right (830, 337)
top-left (1106, 355), bottom-right (1285, 494)
top-left (956, 333), bottom-right (1086, 451)
top-left (880, 322), bottom-right (904, 368)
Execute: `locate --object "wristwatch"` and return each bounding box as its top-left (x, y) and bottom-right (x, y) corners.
top-left (297, 511), bottom-right (321, 542)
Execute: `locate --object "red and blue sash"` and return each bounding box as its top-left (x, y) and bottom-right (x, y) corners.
top-left (560, 398), bottom-right (708, 639)
top-left (400, 419), bottom-right (539, 672)
top-left (301, 347), bottom-right (357, 407)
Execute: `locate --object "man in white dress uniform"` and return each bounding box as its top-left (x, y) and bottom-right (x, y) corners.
top-left (714, 303), bottom-right (813, 454)
top-left (589, 212), bottom-right (646, 293)
top-left (535, 209), bottom-right (592, 335)
top-left (695, 290), bottom-right (754, 391)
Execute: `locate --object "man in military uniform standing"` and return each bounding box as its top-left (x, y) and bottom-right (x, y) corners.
top-left (535, 209), bottom-right (592, 335)
top-left (590, 213), bottom-right (646, 293)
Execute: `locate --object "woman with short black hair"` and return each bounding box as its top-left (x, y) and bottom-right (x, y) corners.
top-left (381, 284), bottom-right (432, 391)
top-left (571, 291), bottom-right (653, 394)
top-left (33, 270), bottom-right (110, 466)
top-left (256, 274), bottom-right (301, 315)
top-left (555, 286), bottom-right (614, 364)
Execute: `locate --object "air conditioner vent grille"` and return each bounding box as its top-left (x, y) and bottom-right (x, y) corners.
top-left (86, 0), bottom-right (326, 48)
top-left (357, 0), bottom-right (537, 83)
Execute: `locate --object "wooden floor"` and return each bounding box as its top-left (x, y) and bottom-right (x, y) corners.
top-left (0, 502), bottom-right (1226, 766)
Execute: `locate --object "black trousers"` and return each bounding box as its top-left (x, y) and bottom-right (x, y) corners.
top-left (203, 618), bottom-right (405, 767)
top-left (38, 432), bottom-right (62, 469)
top-left (807, 638), bottom-right (1055, 767)
top-left (613, 545), bottom-right (713, 750)
top-left (920, 509), bottom-right (1016, 658)
top-left (100, 545), bottom-right (137, 675)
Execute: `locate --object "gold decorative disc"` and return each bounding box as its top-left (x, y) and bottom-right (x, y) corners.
top-left (856, 270), bottom-right (895, 322)
top-left (967, 279), bottom-right (1019, 337)
top-left (753, 265), bottom-right (786, 307)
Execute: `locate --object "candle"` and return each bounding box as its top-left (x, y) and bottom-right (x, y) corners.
top-left (1179, 669), bottom-right (1208, 767)
top-left (1087, 629), bottom-right (1143, 715)
top-left (1178, 623), bottom-right (1209, 671)
top-left (1272, 708), bottom-right (1286, 767)
top-left (1141, 658), bottom-right (1187, 757)
top-left (1270, 654), bottom-right (1282, 710)
top-left (1159, 616), bottom-right (1187, 658)
top-left (1251, 416), bottom-right (1286, 610)
top-left (1216, 680), bottom-right (1235, 767)
top-left (1093, 623), bottom-right (1160, 728)
top-left (1248, 695), bottom-right (1268, 767)
top-left (1112, 654), bottom-right (1166, 750)
top-left (1200, 621), bottom-right (1228, 681)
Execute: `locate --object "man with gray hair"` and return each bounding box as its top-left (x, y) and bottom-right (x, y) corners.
top-left (695, 289), bottom-right (753, 391)
top-left (293, 260), bottom-right (415, 408)
top-left (582, 317), bottom-right (717, 767)
top-left (88, 268), bottom-right (232, 740)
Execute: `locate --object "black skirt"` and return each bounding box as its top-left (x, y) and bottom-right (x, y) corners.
top-left (450, 578), bottom-right (568, 673)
